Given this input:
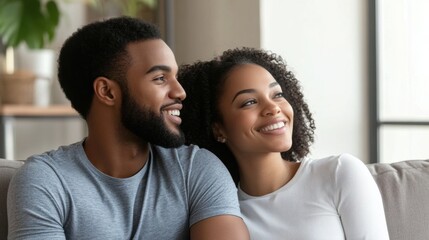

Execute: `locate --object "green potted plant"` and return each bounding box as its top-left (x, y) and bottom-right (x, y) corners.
top-left (0, 0), bottom-right (60, 49)
top-left (88, 0), bottom-right (157, 19)
top-left (118, 0), bottom-right (156, 18)
top-left (0, 0), bottom-right (60, 105)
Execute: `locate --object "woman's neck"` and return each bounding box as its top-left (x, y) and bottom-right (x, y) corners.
top-left (237, 153), bottom-right (300, 196)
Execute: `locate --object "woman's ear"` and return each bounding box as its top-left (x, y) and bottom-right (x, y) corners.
top-left (93, 77), bottom-right (120, 106)
top-left (212, 122), bottom-right (227, 143)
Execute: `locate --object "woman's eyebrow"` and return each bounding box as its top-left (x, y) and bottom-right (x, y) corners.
top-left (231, 82), bottom-right (279, 103)
top-left (232, 89), bottom-right (255, 103)
top-left (269, 82), bottom-right (279, 88)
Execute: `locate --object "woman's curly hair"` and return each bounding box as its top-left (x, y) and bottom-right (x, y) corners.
top-left (179, 47), bottom-right (315, 184)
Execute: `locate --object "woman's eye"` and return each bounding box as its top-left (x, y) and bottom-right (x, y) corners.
top-left (241, 99), bottom-right (257, 107)
top-left (274, 92), bottom-right (285, 98)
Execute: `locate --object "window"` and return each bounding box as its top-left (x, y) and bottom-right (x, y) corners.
top-left (370, 0), bottom-right (429, 163)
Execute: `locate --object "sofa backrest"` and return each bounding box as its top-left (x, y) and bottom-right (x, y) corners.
top-left (367, 159), bottom-right (429, 240)
top-left (0, 158), bottom-right (24, 239)
top-left (1, 158), bottom-right (428, 239)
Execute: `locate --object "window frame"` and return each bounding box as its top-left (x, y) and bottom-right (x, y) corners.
top-left (369, 0), bottom-right (429, 163)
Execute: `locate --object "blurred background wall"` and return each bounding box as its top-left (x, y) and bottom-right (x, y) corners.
top-left (173, 0), bottom-right (369, 162)
top-left (1, 0), bottom-right (427, 163)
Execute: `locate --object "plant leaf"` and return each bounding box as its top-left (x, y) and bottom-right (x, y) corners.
top-left (0, 0), bottom-right (60, 48)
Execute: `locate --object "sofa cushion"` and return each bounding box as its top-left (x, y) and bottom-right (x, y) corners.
top-left (0, 159), bottom-right (24, 239)
top-left (367, 159), bottom-right (429, 240)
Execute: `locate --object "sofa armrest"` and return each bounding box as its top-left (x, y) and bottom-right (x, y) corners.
top-left (367, 159), bottom-right (429, 240)
top-left (0, 158), bottom-right (24, 239)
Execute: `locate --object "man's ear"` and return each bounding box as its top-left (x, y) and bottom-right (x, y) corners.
top-left (93, 77), bottom-right (120, 106)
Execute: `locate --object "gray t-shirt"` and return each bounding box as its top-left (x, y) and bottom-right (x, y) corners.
top-left (7, 141), bottom-right (240, 239)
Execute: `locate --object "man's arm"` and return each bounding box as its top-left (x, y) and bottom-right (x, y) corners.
top-left (7, 159), bottom-right (66, 239)
top-left (190, 215), bottom-right (249, 240)
top-left (187, 148), bottom-right (249, 239)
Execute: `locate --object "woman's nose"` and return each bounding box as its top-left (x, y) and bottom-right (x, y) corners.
top-left (262, 101), bottom-right (281, 116)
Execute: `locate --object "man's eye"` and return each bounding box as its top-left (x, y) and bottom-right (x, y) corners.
top-left (153, 76), bottom-right (165, 82)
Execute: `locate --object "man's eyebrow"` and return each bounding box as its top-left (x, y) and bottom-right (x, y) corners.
top-left (231, 81), bottom-right (279, 103)
top-left (146, 65), bottom-right (172, 74)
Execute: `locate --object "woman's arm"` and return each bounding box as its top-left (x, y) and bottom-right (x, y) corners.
top-left (335, 154), bottom-right (390, 239)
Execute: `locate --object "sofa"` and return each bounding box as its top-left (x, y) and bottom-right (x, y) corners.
top-left (0, 158), bottom-right (24, 239)
top-left (1, 158), bottom-right (428, 239)
top-left (366, 159), bottom-right (429, 240)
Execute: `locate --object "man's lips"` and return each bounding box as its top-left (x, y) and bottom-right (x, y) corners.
top-left (164, 109), bottom-right (180, 117)
top-left (161, 101), bottom-right (183, 111)
top-left (162, 103), bottom-right (182, 125)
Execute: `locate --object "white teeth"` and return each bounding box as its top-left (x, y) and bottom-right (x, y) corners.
top-left (260, 122), bottom-right (285, 132)
top-left (166, 110), bottom-right (180, 116)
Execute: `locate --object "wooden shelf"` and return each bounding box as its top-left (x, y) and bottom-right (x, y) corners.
top-left (0, 104), bottom-right (83, 160)
top-left (0, 104), bottom-right (79, 117)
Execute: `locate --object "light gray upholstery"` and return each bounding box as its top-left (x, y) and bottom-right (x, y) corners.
top-left (367, 159), bottom-right (429, 240)
top-left (0, 158), bottom-right (24, 239)
top-left (1, 158), bottom-right (428, 239)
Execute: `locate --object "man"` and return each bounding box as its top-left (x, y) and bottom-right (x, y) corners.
top-left (7, 17), bottom-right (249, 239)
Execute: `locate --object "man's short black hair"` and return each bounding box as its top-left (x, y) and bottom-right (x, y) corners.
top-left (58, 17), bottom-right (161, 118)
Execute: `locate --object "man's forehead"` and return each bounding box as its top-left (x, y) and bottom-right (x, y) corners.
top-left (126, 39), bottom-right (177, 69)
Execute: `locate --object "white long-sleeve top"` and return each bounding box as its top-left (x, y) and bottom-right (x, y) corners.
top-left (238, 154), bottom-right (389, 240)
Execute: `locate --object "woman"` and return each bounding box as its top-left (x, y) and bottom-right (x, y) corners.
top-left (178, 48), bottom-right (389, 239)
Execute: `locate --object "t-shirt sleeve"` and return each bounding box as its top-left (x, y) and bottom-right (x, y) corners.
top-left (335, 154), bottom-right (390, 239)
top-left (7, 157), bottom-right (66, 240)
top-left (187, 148), bottom-right (241, 226)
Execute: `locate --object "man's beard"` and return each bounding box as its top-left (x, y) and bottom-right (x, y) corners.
top-left (121, 90), bottom-right (185, 148)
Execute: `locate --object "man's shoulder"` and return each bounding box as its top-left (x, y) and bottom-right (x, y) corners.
top-left (15, 141), bottom-right (84, 178)
top-left (152, 144), bottom-right (225, 174)
top-left (153, 144), bottom-right (219, 162)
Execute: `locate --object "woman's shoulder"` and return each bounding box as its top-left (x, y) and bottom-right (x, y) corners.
top-left (306, 153), bottom-right (363, 167)
top-left (303, 153), bottom-right (367, 177)
top-left (301, 154), bottom-right (373, 194)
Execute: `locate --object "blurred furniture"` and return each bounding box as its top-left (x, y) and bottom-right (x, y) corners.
top-left (0, 104), bottom-right (80, 159)
top-left (0, 158), bottom-right (24, 238)
top-left (1, 158), bottom-right (428, 239)
top-left (367, 159), bottom-right (429, 239)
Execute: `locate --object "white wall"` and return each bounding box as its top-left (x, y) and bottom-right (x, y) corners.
top-left (10, 0), bottom-right (370, 162)
top-left (174, 0), bottom-right (260, 64)
top-left (14, 119), bottom-right (85, 160)
top-left (175, 0), bottom-right (369, 162)
top-left (259, 0), bottom-right (369, 162)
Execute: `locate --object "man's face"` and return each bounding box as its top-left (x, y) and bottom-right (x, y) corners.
top-left (120, 39), bottom-right (186, 148)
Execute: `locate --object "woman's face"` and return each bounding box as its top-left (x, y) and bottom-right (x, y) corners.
top-left (214, 63), bottom-right (294, 158)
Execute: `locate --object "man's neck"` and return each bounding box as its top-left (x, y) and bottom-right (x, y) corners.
top-left (83, 135), bottom-right (150, 178)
